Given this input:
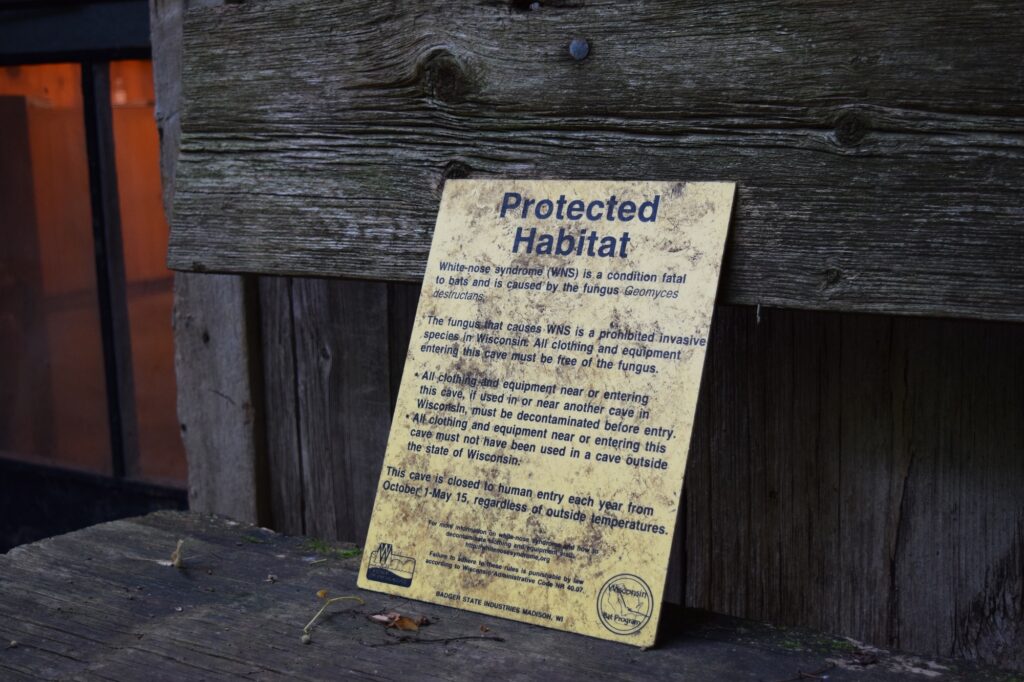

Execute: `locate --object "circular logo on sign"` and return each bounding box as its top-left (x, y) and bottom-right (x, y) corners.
top-left (596, 574), bottom-right (653, 635)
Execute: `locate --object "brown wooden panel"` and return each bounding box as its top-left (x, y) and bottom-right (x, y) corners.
top-left (153, 0), bottom-right (265, 522)
top-left (289, 279), bottom-right (393, 544)
top-left (386, 282), bottom-right (421, 411)
top-left (172, 272), bottom-right (264, 521)
top-left (169, 0), bottom-right (1024, 321)
top-left (684, 307), bottom-right (1024, 670)
top-left (256, 287), bottom-right (1024, 668)
top-left (258, 276), bottom-right (304, 535)
top-left (892, 318), bottom-right (1024, 665)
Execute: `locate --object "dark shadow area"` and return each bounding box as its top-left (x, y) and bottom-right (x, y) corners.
top-left (0, 457), bottom-right (186, 553)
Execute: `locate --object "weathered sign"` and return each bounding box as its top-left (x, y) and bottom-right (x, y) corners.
top-left (359, 180), bottom-right (735, 645)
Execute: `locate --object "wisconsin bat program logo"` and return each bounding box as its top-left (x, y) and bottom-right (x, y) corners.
top-left (366, 542), bottom-right (416, 588)
top-left (597, 574), bottom-right (653, 635)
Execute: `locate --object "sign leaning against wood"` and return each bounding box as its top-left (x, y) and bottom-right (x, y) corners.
top-left (359, 180), bottom-right (735, 646)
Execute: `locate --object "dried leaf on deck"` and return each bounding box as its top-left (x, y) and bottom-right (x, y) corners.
top-left (391, 616), bottom-right (420, 632)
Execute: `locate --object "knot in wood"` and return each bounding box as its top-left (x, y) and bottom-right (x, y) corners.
top-left (821, 267), bottom-right (843, 288)
top-left (834, 110), bottom-right (869, 146)
top-left (420, 51), bottom-right (473, 104)
top-left (437, 160), bottom-right (474, 195)
top-left (442, 160), bottom-right (473, 181)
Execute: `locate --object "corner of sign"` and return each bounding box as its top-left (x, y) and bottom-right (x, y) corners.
top-left (632, 631), bottom-right (659, 650)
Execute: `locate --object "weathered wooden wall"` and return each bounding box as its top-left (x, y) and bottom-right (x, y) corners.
top-left (684, 308), bottom-right (1023, 667)
top-left (151, 0), bottom-right (266, 523)
top-left (258, 282), bottom-right (1024, 669)
top-left (153, 0), bottom-right (1024, 671)
top-left (169, 0), bottom-right (1024, 322)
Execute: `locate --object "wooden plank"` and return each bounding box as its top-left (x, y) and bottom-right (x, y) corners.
top-left (683, 307), bottom-right (1024, 670)
top-left (685, 305), bottom-right (767, 617)
top-left (171, 273), bottom-right (265, 522)
top-left (892, 317), bottom-right (1024, 669)
top-left (259, 276), bottom-right (305, 535)
top-left (0, 511), bottom-right (1015, 681)
top-left (261, 278), bottom-right (405, 542)
top-left (168, 0), bottom-right (1024, 321)
top-left (290, 279), bottom-right (393, 544)
top-left (834, 313), bottom-right (904, 642)
top-left (256, 281), bottom-right (1024, 666)
top-left (386, 282), bottom-right (421, 411)
top-left (151, 0), bottom-right (266, 523)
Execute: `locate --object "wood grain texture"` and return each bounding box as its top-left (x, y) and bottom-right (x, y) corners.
top-left (387, 283), bottom-right (421, 411)
top-left (259, 276), bottom-right (304, 535)
top-left (0, 511), bottom-right (1016, 681)
top-left (284, 279), bottom-right (393, 544)
top-left (155, 0), bottom-right (1024, 668)
top-left (152, 0), bottom-right (266, 523)
top-left (169, 0), bottom-right (1024, 321)
top-left (684, 306), bottom-right (1024, 670)
top-left (258, 285), bottom-right (1024, 670)
top-left (172, 273), bottom-right (264, 522)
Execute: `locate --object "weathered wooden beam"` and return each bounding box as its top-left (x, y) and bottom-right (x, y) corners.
top-left (152, 0), bottom-right (268, 523)
top-left (168, 0), bottom-right (1024, 321)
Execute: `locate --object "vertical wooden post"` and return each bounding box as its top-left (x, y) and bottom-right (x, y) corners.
top-left (150, 0), bottom-right (266, 523)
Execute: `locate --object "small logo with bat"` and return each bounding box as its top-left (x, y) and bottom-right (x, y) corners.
top-left (366, 542), bottom-right (416, 588)
top-left (597, 574), bottom-right (653, 635)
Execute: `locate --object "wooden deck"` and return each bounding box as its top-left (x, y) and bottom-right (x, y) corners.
top-left (0, 512), bottom-right (1016, 681)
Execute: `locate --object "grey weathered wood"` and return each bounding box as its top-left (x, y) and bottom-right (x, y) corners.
top-left (168, 0), bottom-right (1024, 321)
top-left (172, 274), bottom-right (266, 522)
top-left (0, 511), bottom-right (1015, 681)
top-left (289, 279), bottom-right (393, 545)
top-left (152, 0), bottom-right (1024, 672)
top-left (259, 276), bottom-right (305, 535)
top-left (684, 307), bottom-right (1024, 671)
top-left (262, 279), bottom-right (403, 540)
top-left (152, 0), bottom-right (266, 522)
top-left (260, 290), bottom-right (1024, 669)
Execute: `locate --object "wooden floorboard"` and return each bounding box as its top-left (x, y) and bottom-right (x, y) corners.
top-left (0, 511), bottom-right (1016, 681)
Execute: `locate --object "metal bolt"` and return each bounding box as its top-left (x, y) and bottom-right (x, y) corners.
top-left (569, 38), bottom-right (590, 61)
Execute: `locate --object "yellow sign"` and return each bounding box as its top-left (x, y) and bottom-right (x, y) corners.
top-left (358, 180), bottom-right (735, 646)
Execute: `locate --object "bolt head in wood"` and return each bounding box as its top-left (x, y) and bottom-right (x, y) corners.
top-left (569, 38), bottom-right (590, 61)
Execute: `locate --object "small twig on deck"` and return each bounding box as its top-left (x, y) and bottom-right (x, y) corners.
top-left (170, 539), bottom-right (185, 568)
top-left (302, 595), bottom-right (365, 644)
